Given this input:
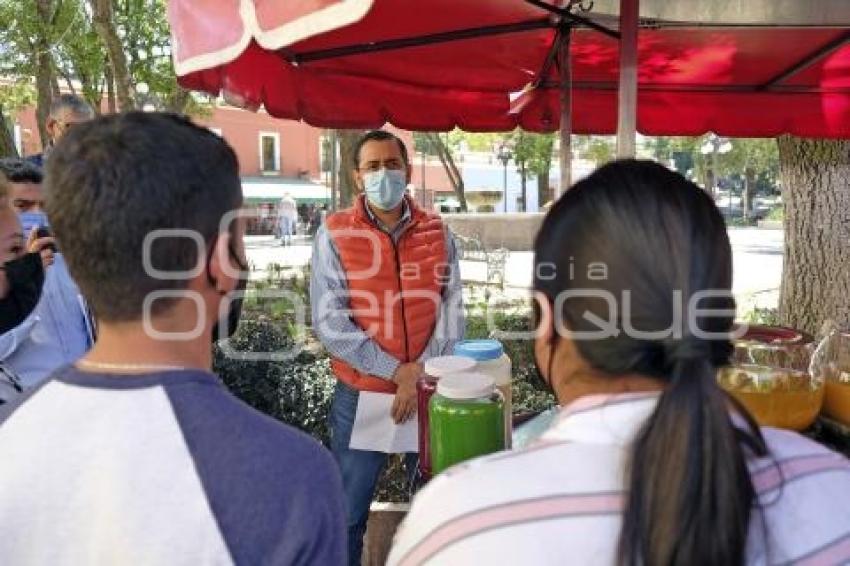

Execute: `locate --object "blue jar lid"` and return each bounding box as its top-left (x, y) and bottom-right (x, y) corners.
top-left (453, 339), bottom-right (503, 361)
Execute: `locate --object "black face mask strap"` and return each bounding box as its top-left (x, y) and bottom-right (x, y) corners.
top-left (205, 234), bottom-right (248, 291)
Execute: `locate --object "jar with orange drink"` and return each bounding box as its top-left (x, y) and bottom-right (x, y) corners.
top-left (718, 325), bottom-right (823, 431)
top-left (817, 325), bottom-right (850, 428)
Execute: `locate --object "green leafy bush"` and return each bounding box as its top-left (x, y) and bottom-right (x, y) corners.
top-left (214, 319), bottom-right (335, 444)
top-left (215, 302), bottom-right (553, 503)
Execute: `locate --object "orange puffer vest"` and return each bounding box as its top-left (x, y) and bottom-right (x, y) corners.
top-left (325, 195), bottom-right (448, 393)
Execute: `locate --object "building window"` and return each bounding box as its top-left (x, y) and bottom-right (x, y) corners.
top-left (259, 132), bottom-right (281, 173)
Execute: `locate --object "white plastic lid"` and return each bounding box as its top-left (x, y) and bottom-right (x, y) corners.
top-left (436, 373), bottom-right (496, 400)
top-left (424, 355), bottom-right (477, 378)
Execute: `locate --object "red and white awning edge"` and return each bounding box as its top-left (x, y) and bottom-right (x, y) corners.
top-left (169, 0), bottom-right (374, 77)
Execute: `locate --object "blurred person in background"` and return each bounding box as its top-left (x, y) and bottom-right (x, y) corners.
top-left (277, 192), bottom-right (298, 246)
top-left (0, 112), bottom-right (346, 564)
top-left (27, 94), bottom-right (94, 168)
top-left (0, 158), bottom-right (93, 388)
top-left (389, 161), bottom-right (850, 566)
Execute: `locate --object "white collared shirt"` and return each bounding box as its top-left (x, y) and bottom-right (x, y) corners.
top-left (388, 393), bottom-right (850, 566)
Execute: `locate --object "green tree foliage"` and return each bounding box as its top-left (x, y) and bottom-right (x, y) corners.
top-left (511, 129), bottom-right (555, 211)
top-left (0, 0), bottom-right (206, 147)
top-left (578, 135), bottom-right (616, 165)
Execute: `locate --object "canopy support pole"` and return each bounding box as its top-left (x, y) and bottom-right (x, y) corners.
top-left (330, 129), bottom-right (338, 212)
top-left (557, 28), bottom-right (573, 197)
top-left (617, 0), bottom-right (639, 159)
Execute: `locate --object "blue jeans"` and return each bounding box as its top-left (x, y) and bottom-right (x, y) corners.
top-left (329, 381), bottom-right (417, 566)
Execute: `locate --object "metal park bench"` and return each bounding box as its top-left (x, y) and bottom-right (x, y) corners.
top-left (455, 234), bottom-right (508, 286)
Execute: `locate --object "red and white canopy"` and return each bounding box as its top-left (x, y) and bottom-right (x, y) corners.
top-left (168, 0), bottom-right (850, 138)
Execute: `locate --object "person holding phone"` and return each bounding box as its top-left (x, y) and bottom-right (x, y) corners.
top-left (0, 173), bottom-right (54, 403)
top-left (0, 159), bottom-right (93, 388)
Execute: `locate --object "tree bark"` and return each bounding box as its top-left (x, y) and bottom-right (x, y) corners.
top-left (90, 0), bottom-right (134, 111)
top-left (777, 136), bottom-right (850, 334)
top-left (425, 132), bottom-right (468, 212)
top-left (743, 166), bottom-right (756, 220)
top-left (537, 156), bottom-right (553, 207)
top-left (34, 0), bottom-right (55, 148)
top-left (0, 105), bottom-right (19, 158)
top-left (519, 161), bottom-right (527, 213)
top-left (705, 166), bottom-right (716, 198)
top-left (57, 65), bottom-right (77, 95)
top-left (104, 57), bottom-right (117, 114)
top-left (337, 130), bottom-right (364, 209)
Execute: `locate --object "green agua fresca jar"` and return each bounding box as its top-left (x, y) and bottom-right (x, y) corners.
top-left (429, 373), bottom-right (506, 475)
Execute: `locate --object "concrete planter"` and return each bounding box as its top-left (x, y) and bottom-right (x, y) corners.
top-left (442, 212), bottom-right (544, 251)
top-left (361, 502), bottom-right (409, 566)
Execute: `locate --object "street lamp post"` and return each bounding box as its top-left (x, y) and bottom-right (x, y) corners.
top-left (699, 134), bottom-right (733, 207)
top-left (497, 143), bottom-right (512, 213)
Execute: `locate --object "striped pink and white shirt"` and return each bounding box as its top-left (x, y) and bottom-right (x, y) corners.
top-left (388, 392), bottom-right (850, 566)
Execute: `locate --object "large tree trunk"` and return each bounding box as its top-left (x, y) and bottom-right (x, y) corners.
top-left (0, 105), bottom-right (19, 158)
top-left (104, 58), bottom-right (117, 114)
top-left (90, 0), bottom-right (134, 111)
top-left (519, 161), bottom-right (527, 213)
top-left (743, 166), bottom-right (756, 220)
top-left (337, 130), bottom-right (364, 209)
top-left (424, 132), bottom-right (468, 212)
top-left (34, 0), bottom-right (55, 148)
top-left (777, 136), bottom-right (850, 334)
top-left (705, 166), bottom-right (716, 198)
top-left (537, 157), bottom-right (552, 207)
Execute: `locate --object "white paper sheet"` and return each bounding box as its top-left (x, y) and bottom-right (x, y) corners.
top-left (349, 392), bottom-right (418, 453)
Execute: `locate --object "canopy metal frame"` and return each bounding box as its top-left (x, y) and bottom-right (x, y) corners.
top-left (276, 0), bottom-right (846, 197)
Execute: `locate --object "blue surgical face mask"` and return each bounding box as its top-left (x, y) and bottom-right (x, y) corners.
top-left (18, 211), bottom-right (49, 235)
top-left (363, 169), bottom-right (407, 211)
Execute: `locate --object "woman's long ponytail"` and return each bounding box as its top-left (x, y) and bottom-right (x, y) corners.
top-left (618, 354), bottom-right (767, 566)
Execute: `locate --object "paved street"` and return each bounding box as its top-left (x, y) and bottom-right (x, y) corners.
top-left (246, 226), bottom-right (784, 315)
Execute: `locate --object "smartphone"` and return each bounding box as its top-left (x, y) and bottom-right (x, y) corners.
top-left (35, 226), bottom-right (58, 253)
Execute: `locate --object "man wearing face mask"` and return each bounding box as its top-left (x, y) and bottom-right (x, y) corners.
top-left (0, 158), bottom-right (93, 389)
top-left (0, 175), bottom-right (53, 403)
top-left (311, 130), bottom-right (464, 564)
top-left (0, 113), bottom-right (347, 564)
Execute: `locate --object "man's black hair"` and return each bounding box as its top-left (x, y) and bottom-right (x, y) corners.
top-left (0, 158), bottom-right (44, 184)
top-left (352, 130), bottom-right (409, 168)
top-left (45, 112), bottom-right (242, 321)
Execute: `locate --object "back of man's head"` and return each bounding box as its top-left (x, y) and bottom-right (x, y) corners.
top-left (45, 112), bottom-right (242, 322)
top-left (49, 94), bottom-right (95, 121)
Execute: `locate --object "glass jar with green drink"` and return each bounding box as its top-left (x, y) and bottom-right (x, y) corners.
top-left (429, 373), bottom-right (506, 475)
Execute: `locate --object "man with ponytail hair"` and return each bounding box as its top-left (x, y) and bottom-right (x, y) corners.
top-left (388, 160), bottom-right (850, 566)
